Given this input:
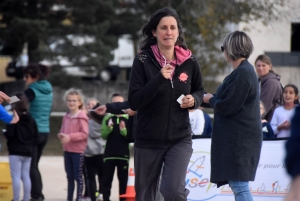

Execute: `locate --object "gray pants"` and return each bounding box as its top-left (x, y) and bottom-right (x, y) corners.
top-left (9, 155), bottom-right (32, 201)
top-left (134, 139), bottom-right (193, 201)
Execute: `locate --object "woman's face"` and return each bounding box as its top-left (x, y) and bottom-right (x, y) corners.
top-left (255, 60), bottom-right (271, 77)
top-left (24, 74), bottom-right (38, 86)
top-left (152, 16), bottom-right (179, 49)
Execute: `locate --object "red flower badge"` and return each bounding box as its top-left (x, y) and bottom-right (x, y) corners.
top-left (178, 72), bottom-right (188, 83)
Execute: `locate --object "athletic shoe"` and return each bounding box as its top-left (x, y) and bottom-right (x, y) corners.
top-left (97, 194), bottom-right (103, 201)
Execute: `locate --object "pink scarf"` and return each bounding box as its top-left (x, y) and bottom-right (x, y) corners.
top-left (151, 44), bottom-right (192, 68)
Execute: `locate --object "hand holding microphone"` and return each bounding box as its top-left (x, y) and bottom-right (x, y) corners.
top-left (161, 64), bottom-right (174, 88)
top-left (161, 64), bottom-right (174, 79)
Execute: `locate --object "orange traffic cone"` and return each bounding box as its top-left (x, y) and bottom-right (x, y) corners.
top-left (120, 168), bottom-right (135, 201)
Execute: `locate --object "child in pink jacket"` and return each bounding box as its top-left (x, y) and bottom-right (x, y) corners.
top-left (58, 88), bottom-right (89, 201)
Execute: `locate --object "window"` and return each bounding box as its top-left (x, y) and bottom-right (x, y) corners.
top-left (291, 23), bottom-right (300, 51)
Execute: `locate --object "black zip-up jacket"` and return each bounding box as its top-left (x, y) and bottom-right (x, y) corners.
top-left (5, 113), bottom-right (38, 157)
top-left (128, 49), bottom-right (204, 149)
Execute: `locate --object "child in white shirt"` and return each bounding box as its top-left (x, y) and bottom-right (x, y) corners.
top-left (271, 84), bottom-right (299, 138)
top-left (189, 108), bottom-right (212, 137)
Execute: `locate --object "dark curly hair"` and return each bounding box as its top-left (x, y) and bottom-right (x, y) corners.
top-left (139, 7), bottom-right (187, 50)
top-left (23, 63), bottom-right (50, 80)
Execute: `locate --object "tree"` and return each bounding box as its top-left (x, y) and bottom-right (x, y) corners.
top-left (0, 0), bottom-right (290, 89)
top-left (109, 0), bottom-right (287, 90)
top-left (0, 0), bottom-right (120, 70)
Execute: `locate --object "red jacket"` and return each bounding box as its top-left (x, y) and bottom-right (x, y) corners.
top-left (60, 110), bottom-right (89, 153)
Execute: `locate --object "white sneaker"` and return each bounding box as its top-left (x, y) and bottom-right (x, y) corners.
top-left (97, 194), bottom-right (103, 201)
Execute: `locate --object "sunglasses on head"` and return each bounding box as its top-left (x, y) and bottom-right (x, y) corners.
top-left (221, 46), bottom-right (225, 52)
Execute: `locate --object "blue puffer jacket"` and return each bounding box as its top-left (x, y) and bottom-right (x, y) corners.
top-left (29, 80), bottom-right (53, 133)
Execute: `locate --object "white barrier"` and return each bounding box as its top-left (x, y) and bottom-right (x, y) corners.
top-left (187, 138), bottom-right (291, 201)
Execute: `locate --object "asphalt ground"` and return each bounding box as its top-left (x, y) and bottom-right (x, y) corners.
top-left (0, 156), bottom-right (134, 201)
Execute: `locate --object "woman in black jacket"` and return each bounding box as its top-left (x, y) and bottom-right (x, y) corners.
top-left (128, 7), bottom-right (204, 201)
top-left (203, 31), bottom-right (262, 201)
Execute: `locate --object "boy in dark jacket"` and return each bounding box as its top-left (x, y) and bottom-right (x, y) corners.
top-left (101, 94), bottom-right (129, 201)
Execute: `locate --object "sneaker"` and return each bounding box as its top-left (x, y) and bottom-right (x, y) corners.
top-left (97, 194), bottom-right (103, 201)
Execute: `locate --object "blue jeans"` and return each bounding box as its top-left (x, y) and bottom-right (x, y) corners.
top-left (9, 155), bottom-right (32, 201)
top-left (64, 152), bottom-right (84, 201)
top-left (228, 180), bottom-right (253, 201)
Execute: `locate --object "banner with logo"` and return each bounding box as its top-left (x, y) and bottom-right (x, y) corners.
top-left (187, 139), bottom-right (291, 201)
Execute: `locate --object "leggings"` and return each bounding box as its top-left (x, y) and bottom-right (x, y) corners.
top-left (9, 155), bottom-right (32, 201)
top-left (64, 151), bottom-right (84, 201)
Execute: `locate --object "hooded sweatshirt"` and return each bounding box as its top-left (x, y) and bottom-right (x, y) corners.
top-left (60, 110), bottom-right (89, 153)
top-left (128, 45), bottom-right (204, 149)
top-left (84, 119), bottom-right (106, 157)
top-left (5, 113), bottom-right (38, 157)
top-left (27, 80), bottom-right (53, 133)
top-left (259, 71), bottom-right (283, 122)
top-left (151, 45), bottom-right (192, 68)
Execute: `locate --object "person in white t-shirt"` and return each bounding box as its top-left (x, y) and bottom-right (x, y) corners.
top-left (271, 84), bottom-right (299, 138)
top-left (189, 109), bottom-right (204, 134)
top-left (189, 107), bottom-right (212, 138)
